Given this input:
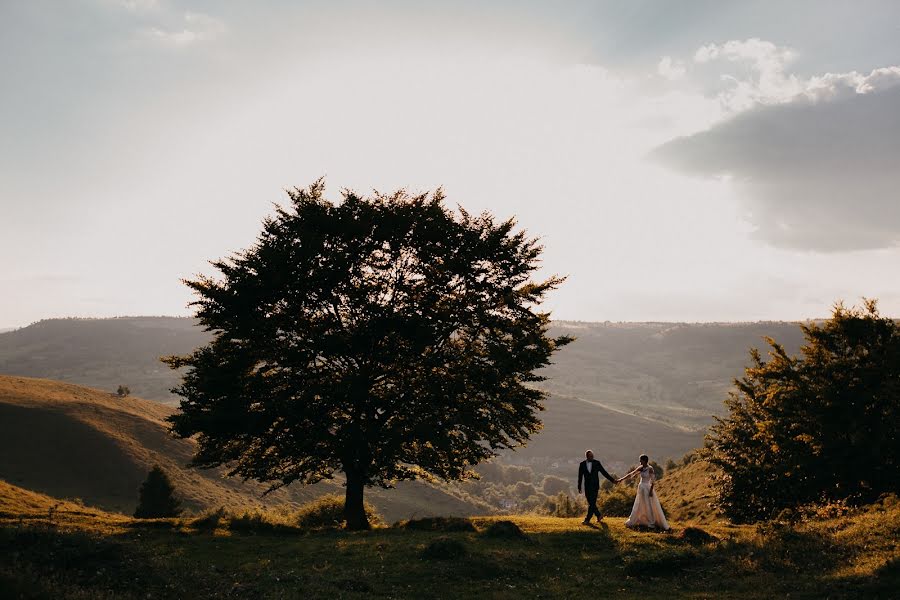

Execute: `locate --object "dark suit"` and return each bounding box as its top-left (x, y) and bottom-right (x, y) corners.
top-left (578, 459), bottom-right (616, 522)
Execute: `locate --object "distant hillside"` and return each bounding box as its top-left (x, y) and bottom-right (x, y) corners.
top-left (0, 317), bottom-right (208, 403)
top-left (541, 321), bottom-right (805, 430)
top-left (0, 375), bottom-right (491, 521)
top-left (0, 316), bottom-right (811, 475)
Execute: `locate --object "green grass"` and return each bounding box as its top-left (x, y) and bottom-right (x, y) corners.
top-left (2, 498), bottom-right (897, 599)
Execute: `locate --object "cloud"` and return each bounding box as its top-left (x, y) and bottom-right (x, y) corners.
top-left (692, 38), bottom-right (802, 111)
top-left (657, 56), bottom-right (686, 80)
top-left (119, 0), bottom-right (160, 11)
top-left (651, 70), bottom-right (900, 251)
top-left (142, 11), bottom-right (225, 47)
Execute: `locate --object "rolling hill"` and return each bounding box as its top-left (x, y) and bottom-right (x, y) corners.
top-left (0, 375), bottom-right (491, 521)
top-left (0, 317), bottom-right (207, 403)
top-left (0, 316), bottom-right (808, 471)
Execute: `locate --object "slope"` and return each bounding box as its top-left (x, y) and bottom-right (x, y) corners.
top-left (0, 375), bottom-right (490, 521)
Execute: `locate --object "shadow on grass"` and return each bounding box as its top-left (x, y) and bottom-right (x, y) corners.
top-left (399, 516), bottom-right (477, 532)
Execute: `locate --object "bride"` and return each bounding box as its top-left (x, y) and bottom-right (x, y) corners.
top-left (617, 454), bottom-right (670, 531)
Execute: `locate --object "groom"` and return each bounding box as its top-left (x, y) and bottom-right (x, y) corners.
top-left (577, 449), bottom-right (617, 524)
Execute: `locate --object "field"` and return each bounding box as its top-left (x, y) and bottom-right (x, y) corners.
top-left (0, 375), bottom-right (491, 522)
top-left (1, 481), bottom-right (897, 599)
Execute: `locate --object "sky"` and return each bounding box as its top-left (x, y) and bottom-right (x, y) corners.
top-left (2, 0), bottom-right (900, 327)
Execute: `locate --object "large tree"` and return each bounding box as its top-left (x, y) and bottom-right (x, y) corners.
top-left (166, 180), bottom-right (571, 529)
top-left (705, 299), bottom-right (899, 522)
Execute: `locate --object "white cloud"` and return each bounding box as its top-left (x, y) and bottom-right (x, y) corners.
top-left (687, 38), bottom-right (900, 114)
top-left (657, 55), bottom-right (686, 80)
top-left (652, 65), bottom-right (900, 251)
top-left (118, 0), bottom-right (160, 11)
top-left (691, 38), bottom-right (801, 111)
top-left (142, 11), bottom-right (225, 47)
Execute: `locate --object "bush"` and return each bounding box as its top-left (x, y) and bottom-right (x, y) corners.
top-left (481, 520), bottom-right (531, 542)
top-left (133, 465), bottom-right (182, 519)
top-left (401, 516), bottom-right (476, 532)
top-left (597, 487), bottom-right (634, 517)
top-left (706, 300), bottom-right (900, 522)
top-left (116, 385), bottom-right (130, 397)
top-left (420, 537), bottom-right (467, 560)
top-left (192, 507), bottom-right (225, 531)
top-left (228, 511), bottom-right (297, 535)
top-left (541, 475), bottom-right (570, 496)
top-left (294, 494), bottom-right (381, 529)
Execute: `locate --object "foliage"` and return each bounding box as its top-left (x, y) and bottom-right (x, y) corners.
top-left (475, 461), bottom-right (535, 485)
top-left (541, 475), bottom-right (570, 496)
top-left (514, 481), bottom-right (537, 500)
top-left (133, 465), bottom-right (182, 519)
top-left (545, 492), bottom-right (585, 518)
top-left (115, 385), bottom-right (130, 398)
top-left (597, 487), bottom-right (635, 517)
top-left (705, 300), bottom-right (900, 522)
top-left (165, 180), bottom-right (571, 529)
top-left (294, 494), bottom-right (381, 529)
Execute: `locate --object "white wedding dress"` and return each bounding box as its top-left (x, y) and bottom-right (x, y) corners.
top-left (624, 466), bottom-right (670, 530)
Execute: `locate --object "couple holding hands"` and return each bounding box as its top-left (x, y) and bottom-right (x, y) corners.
top-left (577, 450), bottom-right (670, 531)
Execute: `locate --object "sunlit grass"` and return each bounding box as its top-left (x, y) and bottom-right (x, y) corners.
top-left (3, 491), bottom-right (896, 599)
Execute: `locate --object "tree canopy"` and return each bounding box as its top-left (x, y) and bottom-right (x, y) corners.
top-left (705, 299), bottom-right (899, 522)
top-left (166, 180), bottom-right (571, 529)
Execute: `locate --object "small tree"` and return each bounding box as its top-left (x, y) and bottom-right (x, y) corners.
top-left (165, 180), bottom-right (572, 529)
top-left (706, 299), bottom-right (900, 522)
top-left (116, 385), bottom-right (131, 398)
top-left (134, 465), bottom-right (182, 518)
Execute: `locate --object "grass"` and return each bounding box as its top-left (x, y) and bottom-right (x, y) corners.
top-left (0, 375), bottom-right (491, 522)
top-left (1, 494), bottom-right (897, 599)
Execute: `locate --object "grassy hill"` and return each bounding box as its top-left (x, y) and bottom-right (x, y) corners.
top-left (540, 320), bottom-right (805, 431)
top-left (0, 317), bottom-right (207, 403)
top-left (1, 487), bottom-right (896, 599)
top-left (655, 459), bottom-right (722, 524)
top-left (0, 316), bottom-right (810, 475)
top-left (0, 375), bottom-right (491, 522)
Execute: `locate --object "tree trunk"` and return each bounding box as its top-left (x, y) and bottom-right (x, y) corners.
top-left (344, 468), bottom-right (370, 530)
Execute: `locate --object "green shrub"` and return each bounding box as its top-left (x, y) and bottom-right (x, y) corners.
top-left (294, 494), bottom-right (382, 529)
top-left (228, 511), bottom-right (297, 535)
top-left (481, 520), bottom-right (531, 543)
top-left (597, 487), bottom-right (634, 517)
top-left (192, 507), bottom-right (225, 531)
top-left (133, 465), bottom-right (182, 519)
